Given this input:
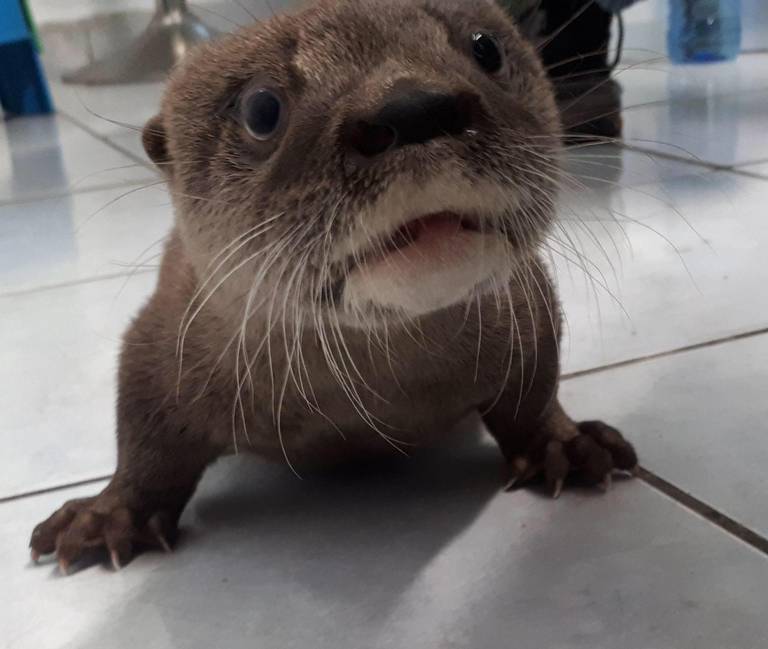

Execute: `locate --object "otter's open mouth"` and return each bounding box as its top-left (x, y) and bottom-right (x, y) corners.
top-left (349, 211), bottom-right (488, 270)
top-left (339, 209), bottom-right (512, 317)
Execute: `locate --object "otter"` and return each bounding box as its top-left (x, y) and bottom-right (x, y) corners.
top-left (29, 0), bottom-right (637, 573)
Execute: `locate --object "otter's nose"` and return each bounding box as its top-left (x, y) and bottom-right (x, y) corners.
top-left (342, 89), bottom-right (482, 158)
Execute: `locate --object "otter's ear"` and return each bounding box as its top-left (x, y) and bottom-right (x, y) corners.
top-left (142, 114), bottom-right (172, 173)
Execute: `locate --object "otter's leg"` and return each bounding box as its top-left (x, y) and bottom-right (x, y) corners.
top-left (484, 395), bottom-right (638, 498)
top-left (481, 313), bottom-right (637, 497)
top-left (29, 324), bottom-right (220, 574)
top-left (29, 407), bottom-right (217, 573)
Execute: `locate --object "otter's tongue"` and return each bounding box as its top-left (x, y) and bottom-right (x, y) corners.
top-left (382, 211), bottom-right (477, 266)
top-left (399, 212), bottom-right (464, 245)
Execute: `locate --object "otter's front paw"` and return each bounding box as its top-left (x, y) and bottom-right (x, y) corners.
top-left (29, 492), bottom-right (178, 575)
top-left (505, 420), bottom-right (638, 498)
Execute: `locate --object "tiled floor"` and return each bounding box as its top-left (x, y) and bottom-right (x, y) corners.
top-left (0, 114), bottom-right (154, 205)
top-left (1, 22), bottom-right (768, 649)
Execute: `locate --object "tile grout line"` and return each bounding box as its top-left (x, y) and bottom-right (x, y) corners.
top-left (727, 168), bottom-right (768, 182)
top-left (0, 177), bottom-right (159, 210)
top-left (0, 475), bottom-right (112, 505)
top-left (620, 142), bottom-right (736, 174)
top-left (0, 269), bottom-right (157, 300)
top-left (562, 326), bottom-right (768, 382)
top-left (637, 468), bottom-right (768, 556)
top-left (0, 331), bottom-right (766, 504)
top-left (56, 110), bottom-right (154, 170)
top-left (733, 157), bottom-right (768, 170)
top-left (0, 107), bottom-right (160, 209)
top-left (5, 469), bottom-right (768, 559)
top-left (617, 145), bottom-right (768, 181)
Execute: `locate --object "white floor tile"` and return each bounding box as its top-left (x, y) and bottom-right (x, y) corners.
top-left (48, 81), bottom-right (165, 140)
top-left (2, 455), bottom-right (768, 649)
top-left (561, 332), bottom-right (768, 538)
top-left (0, 184), bottom-right (173, 296)
top-left (555, 170), bottom-right (768, 373)
top-left (621, 89), bottom-right (768, 167)
top-left (620, 53), bottom-right (768, 110)
top-left (563, 143), bottom-right (710, 191)
top-left (106, 130), bottom-right (153, 167)
top-left (740, 161), bottom-right (768, 178)
top-left (0, 273), bottom-right (157, 498)
top-left (0, 115), bottom-right (155, 204)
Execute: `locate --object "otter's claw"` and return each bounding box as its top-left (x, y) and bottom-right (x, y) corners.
top-left (503, 477), bottom-right (519, 492)
top-left (502, 420), bottom-right (637, 497)
top-left (29, 495), bottom-right (180, 576)
top-left (155, 533), bottom-right (172, 554)
top-left (599, 474), bottom-right (613, 493)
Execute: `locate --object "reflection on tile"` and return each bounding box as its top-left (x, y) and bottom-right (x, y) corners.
top-left (620, 53), bottom-right (768, 110)
top-left (2, 456), bottom-right (768, 649)
top-left (563, 143), bottom-right (710, 191)
top-left (562, 333), bottom-right (768, 537)
top-left (740, 161), bottom-right (768, 178)
top-left (0, 273), bottom-right (157, 498)
top-left (0, 115), bottom-right (154, 204)
top-left (622, 89), bottom-right (768, 167)
top-left (0, 184), bottom-right (173, 295)
top-left (555, 171), bottom-right (768, 373)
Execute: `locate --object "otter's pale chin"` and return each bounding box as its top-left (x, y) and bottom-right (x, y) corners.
top-left (340, 218), bottom-right (514, 319)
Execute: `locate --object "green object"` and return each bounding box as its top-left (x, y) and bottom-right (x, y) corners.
top-left (20, 0), bottom-right (42, 52)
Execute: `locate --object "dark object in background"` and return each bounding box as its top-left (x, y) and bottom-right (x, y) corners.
top-left (503, 0), bottom-right (624, 141)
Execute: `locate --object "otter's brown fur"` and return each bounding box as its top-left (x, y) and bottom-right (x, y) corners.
top-left (30, 0), bottom-right (636, 572)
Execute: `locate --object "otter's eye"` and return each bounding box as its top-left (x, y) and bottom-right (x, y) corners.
top-left (472, 32), bottom-right (503, 74)
top-left (242, 89), bottom-right (283, 140)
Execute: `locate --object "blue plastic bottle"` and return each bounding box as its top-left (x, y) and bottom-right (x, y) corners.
top-left (668, 0), bottom-right (742, 63)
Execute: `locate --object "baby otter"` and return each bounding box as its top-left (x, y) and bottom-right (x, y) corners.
top-left (30, 0), bottom-right (637, 572)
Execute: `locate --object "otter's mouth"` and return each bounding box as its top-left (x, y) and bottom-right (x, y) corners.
top-left (349, 211), bottom-right (487, 270)
top-left (332, 173), bottom-right (525, 319)
top-left (338, 209), bottom-right (513, 317)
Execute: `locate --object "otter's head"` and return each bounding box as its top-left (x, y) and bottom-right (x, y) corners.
top-left (144, 0), bottom-right (561, 329)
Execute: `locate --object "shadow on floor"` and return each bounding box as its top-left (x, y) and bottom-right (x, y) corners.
top-left (71, 419), bottom-right (508, 649)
